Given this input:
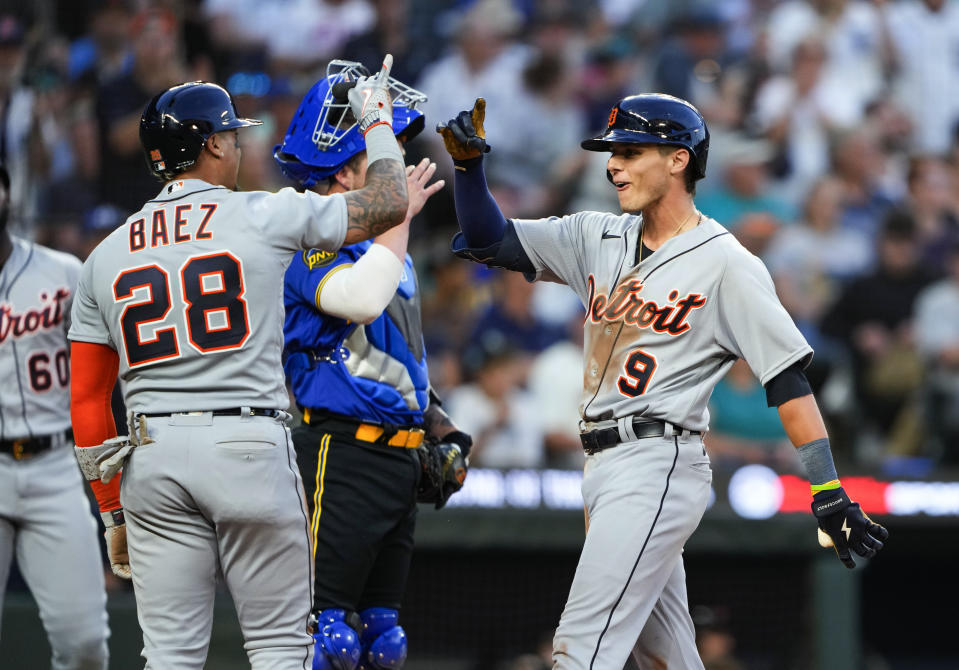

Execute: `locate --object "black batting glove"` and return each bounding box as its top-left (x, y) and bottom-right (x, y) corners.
top-left (812, 487), bottom-right (889, 569)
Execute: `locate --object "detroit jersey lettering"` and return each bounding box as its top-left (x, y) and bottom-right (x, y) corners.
top-left (512, 212), bottom-right (812, 431)
top-left (0, 238), bottom-right (80, 438)
top-left (69, 179), bottom-right (348, 413)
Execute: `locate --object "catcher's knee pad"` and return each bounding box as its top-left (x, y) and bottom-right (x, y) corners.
top-left (358, 608), bottom-right (407, 669)
top-left (312, 609), bottom-right (362, 670)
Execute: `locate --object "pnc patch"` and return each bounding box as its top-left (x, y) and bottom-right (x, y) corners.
top-left (304, 249), bottom-right (336, 270)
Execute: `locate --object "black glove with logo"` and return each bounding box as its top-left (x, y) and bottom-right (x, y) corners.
top-left (416, 431), bottom-right (471, 510)
top-left (812, 487), bottom-right (889, 568)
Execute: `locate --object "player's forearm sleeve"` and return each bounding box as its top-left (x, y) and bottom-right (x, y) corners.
top-left (317, 243), bottom-right (403, 323)
top-left (453, 156), bottom-right (507, 247)
top-left (70, 341), bottom-right (122, 511)
top-left (764, 362), bottom-right (812, 407)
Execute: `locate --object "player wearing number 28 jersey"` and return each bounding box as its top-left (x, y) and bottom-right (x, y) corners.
top-left (68, 61), bottom-right (406, 669)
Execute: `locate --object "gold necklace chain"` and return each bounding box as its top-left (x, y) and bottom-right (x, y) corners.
top-left (638, 210), bottom-right (702, 265)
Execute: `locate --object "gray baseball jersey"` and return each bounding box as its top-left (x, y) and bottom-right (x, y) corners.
top-left (513, 213), bottom-right (812, 430)
top-left (1, 238), bottom-right (80, 437)
top-left (512, 212), bottom-right (811, 669)
top-left (68, 179), bottom-right (347, 413)
top-left (0, 236), bottom-right (109, 669)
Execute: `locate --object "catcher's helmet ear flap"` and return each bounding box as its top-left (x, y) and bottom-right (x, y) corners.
top-left (140, 81), bottom-right (262, 182)
top-left (581, 93), bottom-right (709, 180)
top-left (274, 60), bottom-right (427, 189)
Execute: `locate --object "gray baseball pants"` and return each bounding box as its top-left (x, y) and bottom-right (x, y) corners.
top-left (0, 443), bottom-right (110, 670)
top-left (553, 431), bottom-right (712, 669)
top-left (120, 412), bottom-right (314, 669)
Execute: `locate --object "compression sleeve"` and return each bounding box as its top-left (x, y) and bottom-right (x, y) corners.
top-left (70, 341), bottom-right (122, 511)
top-left (453, 156), bottom-right (508, 247)
top-left (317, 243), bottom-right (403, 323)
top-left (764, 361), bottom-right (813, 407)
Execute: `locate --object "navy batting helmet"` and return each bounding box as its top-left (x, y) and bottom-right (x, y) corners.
top-left (140, 81), bottom-right (262, 181)
top-left (581, 93), bottom-right (709, 180)
top-left (274, 60), bottom-right (426, 189)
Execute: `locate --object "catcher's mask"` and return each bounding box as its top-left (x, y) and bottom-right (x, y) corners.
top-left (140, 81), bottom-right (262, 181)
top-left (581, 93), bottom-right (709, 181)
top-left (274, 60), bottom-right (427, 188)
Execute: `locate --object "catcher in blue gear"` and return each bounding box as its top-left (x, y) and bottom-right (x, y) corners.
top-left (275, 60), bottom-right (472, 670)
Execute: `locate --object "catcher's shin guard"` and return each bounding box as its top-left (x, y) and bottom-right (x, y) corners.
top-left (312, 609), bottom-right (362, 670)
top-left (358, 608), bottom-right (407, 669)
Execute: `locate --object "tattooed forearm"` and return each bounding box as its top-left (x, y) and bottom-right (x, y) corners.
top-left (423, 402), bottom-right (457, 441)
top-left (343, 159), bottom-right (408, 244)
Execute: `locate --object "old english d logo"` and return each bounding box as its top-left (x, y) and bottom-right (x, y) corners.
top-left (150, 149), bottom-right (162, 161)
top-left (608, 107), bottom-right (618, 127)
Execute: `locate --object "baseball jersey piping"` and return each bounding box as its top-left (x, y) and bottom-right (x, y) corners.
top-left (145, 186), bottom-right (227, 204)
top-left (588, 436), bottom-right (680, 669)
top-left (639, 231), bottom-right (730, 282)
top-left (2, 242), bottom-right (36, 439)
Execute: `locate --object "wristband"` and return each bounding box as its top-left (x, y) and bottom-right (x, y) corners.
top-left (797, 437), bottom-right (840, 496)
top-left (363, 122), bottom-right (402, 168)
top-left (442, 430), bottom-right (473, 457)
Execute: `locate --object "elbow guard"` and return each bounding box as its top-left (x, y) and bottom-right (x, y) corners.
top-left (450, 220), bottom-right (535, 277)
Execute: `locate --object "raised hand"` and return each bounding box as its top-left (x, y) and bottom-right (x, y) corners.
top-left (405, 158), bottom-right (444, 221)
top-left (436, 98), bottom-right (491, 161)
top-left (347, 54), bottom-right (394, 134)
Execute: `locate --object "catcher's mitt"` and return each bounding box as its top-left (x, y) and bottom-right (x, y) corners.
top-left (416, 431), bottom-right (471, 509)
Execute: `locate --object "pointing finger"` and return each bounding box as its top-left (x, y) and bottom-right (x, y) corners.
top-left (377, 54), bottom-right (393, 84)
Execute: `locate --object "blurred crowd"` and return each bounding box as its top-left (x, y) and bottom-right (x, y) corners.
top-left (4, 0), bottom-right (959, 475)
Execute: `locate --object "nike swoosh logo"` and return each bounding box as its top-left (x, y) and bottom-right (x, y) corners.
top-left (601, 232), bottom-right (620, 240)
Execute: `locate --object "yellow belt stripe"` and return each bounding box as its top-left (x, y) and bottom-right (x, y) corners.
top-left (311, 433), bottom-right (331, 561)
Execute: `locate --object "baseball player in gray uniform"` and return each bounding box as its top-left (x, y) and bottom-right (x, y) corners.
top-left (68, 56), bottom-right (407, 670)
top-left (438, 95), bottom-right (889, 669)
top-left (0, 164), bottom-right (110, 668)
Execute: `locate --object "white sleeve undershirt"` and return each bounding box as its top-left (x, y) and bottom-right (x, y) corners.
top-left (316, 243), bottom-right (403, 323)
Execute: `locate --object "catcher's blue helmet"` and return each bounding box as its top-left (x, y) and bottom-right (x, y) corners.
top-left (274, 60), bottom-right (426, 188)
top-left (581, 93), bottom-right (709, 180)
top-left (140, 81), bottom-right (262, 181)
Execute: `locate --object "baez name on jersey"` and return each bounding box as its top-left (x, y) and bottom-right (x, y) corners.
top-left (586, 275), bottom-right (706, 335)
top-left (128, 203), bottom-right (218, 252)
top-left (0, 288), bottom-right (71, 344)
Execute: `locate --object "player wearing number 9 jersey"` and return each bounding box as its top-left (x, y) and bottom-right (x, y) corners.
top-left (439, 94), bottom-right (888, 669)
top-left (68, 61), bottom-right (406, 669)
top-left (0, 162), bottom-right (110, 669)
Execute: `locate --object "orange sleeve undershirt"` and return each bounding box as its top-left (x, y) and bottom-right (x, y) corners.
top-left (70, 341), bottom-right (122, 512)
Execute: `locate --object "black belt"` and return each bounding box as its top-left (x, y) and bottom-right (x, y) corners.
top-left (0, 429), bottom-right (72, 460)
top-left (580, 418), bottom-right (700, 455)
top-left (141, 408), bottom-right (282, 419)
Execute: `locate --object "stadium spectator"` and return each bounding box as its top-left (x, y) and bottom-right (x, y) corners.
top-left (445, 340), bottom-right (545, 469)
top-left (820, 212), bottom-right (937, 460)
top-left (705, 359), bottom-right (799, 473)
top-left (913, 242), bottom-right (959, 463)
top-left (696, 133), bottom-right (794, 230)
top-left (886, 0), bottom-right (959, 154)
top-left (750, 36), bottom-right (860, 206)
top-left (94, 8), bottom-right (187, 212)
top-left (902, 155), bottom-right (959, 275)
top-left (831, 126), bottom-right (900, 239)
top-left (415, 0), bottom-right (530, 186)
